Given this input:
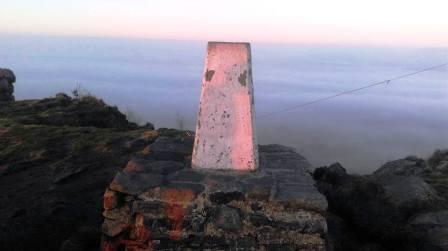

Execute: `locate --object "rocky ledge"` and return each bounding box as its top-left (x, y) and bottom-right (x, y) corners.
top-left (315, 151), bottom-right (448, 251)
top-left (0, 94), bottom-right (155, 251)
top-left (102, 138), bottom-right (328, 251)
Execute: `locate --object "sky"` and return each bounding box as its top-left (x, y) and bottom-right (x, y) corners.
top-left (0, 0), bottom-right (447, 47)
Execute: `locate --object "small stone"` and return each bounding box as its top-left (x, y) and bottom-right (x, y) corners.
top-left (147, 161), bottom-right (185, 175)
top-left (123, 158), bottom-right (150, 173)
top-left (185, 233), bottom-right (205, 248)
top-left (274, 169), bottom-right (316, 187)
top-left (206, 175), bottom-right (245, 195)
top-left (264, 244), bottom-right (296, 251)
top-left (124, 158), bottom-right (184, 175)
top-left (151, 235), bottom-right (178, 250)
top-left (102, 218), bottom-right (129, 237)
top-left (273, 183), bottom-right (328, 213)
top-left (242, 175), bottom-right (274, 200)
top-left (203, 235), bottom-right (230, 249)
top-left (103, 206), bottom-right (131, 221)
top-left (250, 202), bottom-right (263, 211)
top-left (160, 187), bottom-right (197, 204)
top-left (109, 171), bottom-right (164, 196)
top-left (259, 210), bottom-right (327, 234)
top-left (129, 213), bottom-right (152, 245)
top-left (236, 236), bottom-right (258, 250)
top-left (255, 226), bottom-right (285, 245)
top-left (256, 227), bottom-right (325, 249)
top-left (214, 206), bottom-right (242, 231)
top-left (184, 210), bottom-right (207, 232)
top-left (164, 182), bottom-right (205, 197)
top-left (148, 136), bottom-right (193, 161)
top-left (52, 161), bottom-right (87, 183)
top-left (141, 130), bottom-right (158, 140)
top-left (103, 189), bottom-right (119, 210)
top-left (125, 138), bottom-right (148, 151)
top-left (102, 239), bottom-right (121, 251)
top-left (249, 213), bottom-right (272, 227)
top-left (259, 151), bottom-right (313, 172)
top-left (209, 191), bottom-right (244, 204)
top-left (132, 200), bottom-right (165, 218)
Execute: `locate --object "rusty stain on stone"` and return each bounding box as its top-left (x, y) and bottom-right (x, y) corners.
top-left (205, 69), bottom-right (215, 81)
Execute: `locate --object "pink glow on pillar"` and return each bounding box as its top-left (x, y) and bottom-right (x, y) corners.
top-left (192, 42), bottom-right (258, 170)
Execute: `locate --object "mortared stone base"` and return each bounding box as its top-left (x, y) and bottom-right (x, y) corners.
top-left (101, 132), bottom-right (327, 251)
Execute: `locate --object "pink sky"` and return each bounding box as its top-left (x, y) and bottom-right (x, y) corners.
top-left (0, 0), bottom-right (447, 47)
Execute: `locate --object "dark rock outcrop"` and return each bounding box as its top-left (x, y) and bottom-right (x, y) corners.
top-left (409, 210), bottom-right (448, 250)
top-left (0, 68), bottom-right (16, 101)
top-left (0, 95), bottom-right (156, 250)
top-left (373, 155), bottom-right (427, 178)
top-left (315, 150), bottom-right (448, 251)
top-left (314, 164), bottom-right (410, 250)
top-left (377, 175), bottom-right (444, 216)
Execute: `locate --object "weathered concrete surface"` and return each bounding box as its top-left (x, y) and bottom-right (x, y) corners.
top-left (192, 42), bottom-right (258, 170)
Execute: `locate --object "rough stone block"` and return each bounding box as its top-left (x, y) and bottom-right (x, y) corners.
top-left (103, 189), bottom-right (119, 210)
top-left (109, 171), bottom-right (164, 196)
top-left (274, 183), bottom-right (328, 213)
top-left (148, 136), bottom-right (193, 161)
top-left (213, 206), bottom-right (242, 231)
top-left (192, 42), bottom-right (258, 170)
top-left (102, 218), bottom-right (130, 237)
top-left (123, 158), bottom-right (184, 175)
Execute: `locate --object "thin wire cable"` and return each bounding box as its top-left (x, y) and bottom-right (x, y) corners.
top-left (257, 62), bottom-right (448, 119)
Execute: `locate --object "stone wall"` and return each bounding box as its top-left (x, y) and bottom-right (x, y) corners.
top-left (0, 68), bottom-right (16, 102)
top-left (101, 132), bottom-right (328, 250)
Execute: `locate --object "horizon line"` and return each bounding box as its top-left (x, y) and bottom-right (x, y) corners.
top-left (1, 31), bottom-right (447, 50)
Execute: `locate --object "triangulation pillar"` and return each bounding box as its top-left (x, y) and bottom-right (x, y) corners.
top-left (192, 42), bottom-right (258, 170)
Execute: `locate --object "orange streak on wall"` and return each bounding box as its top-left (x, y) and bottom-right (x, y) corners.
top-left (161, 188), bottom-right (195, 240)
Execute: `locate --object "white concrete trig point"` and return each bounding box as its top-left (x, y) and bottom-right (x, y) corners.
top-left (192, 42), bottom-right (258, 171)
